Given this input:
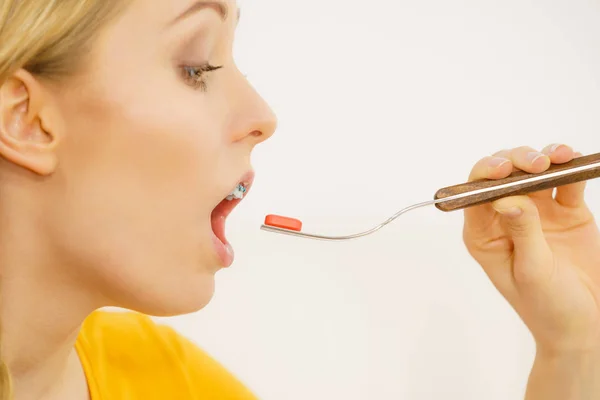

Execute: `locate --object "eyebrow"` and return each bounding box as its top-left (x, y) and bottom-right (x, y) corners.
top-left (169, 1), bottom-right (240, 26)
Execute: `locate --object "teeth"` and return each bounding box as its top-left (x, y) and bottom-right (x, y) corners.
top-left (225, 183), bottom-right (247, 201)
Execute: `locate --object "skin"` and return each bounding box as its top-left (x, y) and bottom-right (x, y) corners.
top-left (0, 0), bottom-right (275, 398)
top-left (464, 144), bottom-right (600, 399)
top-left (0, 0), bottom-right (597, 399)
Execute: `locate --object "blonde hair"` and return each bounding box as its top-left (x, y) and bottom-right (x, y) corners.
top-left (0, 0), bottom-right (129, 397)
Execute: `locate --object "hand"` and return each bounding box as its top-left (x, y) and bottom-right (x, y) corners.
top-left (463, 144), bottom-right (600, 354)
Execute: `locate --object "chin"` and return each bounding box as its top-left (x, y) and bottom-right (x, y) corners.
top-left (123, 272), bottom-right (217, 318)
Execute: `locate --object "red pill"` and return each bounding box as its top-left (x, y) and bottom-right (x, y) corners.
top-left (264, 215), bottom-right (303, 231)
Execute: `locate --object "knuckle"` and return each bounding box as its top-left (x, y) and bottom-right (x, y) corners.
top-left (506, 221), bottom-right (530, 236)
top-left (513, 146), bottom-right (537, 161)
top-left (505, 213), bottom-right (539, 237)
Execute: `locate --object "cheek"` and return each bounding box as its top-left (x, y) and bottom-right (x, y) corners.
top-left (45, 88), bottom-right (226, 306)
top-left (68, 94), bottom-right (220, 221)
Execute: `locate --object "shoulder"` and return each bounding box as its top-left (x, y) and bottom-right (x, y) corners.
top-left (77, 310), bottom-right (257, 399)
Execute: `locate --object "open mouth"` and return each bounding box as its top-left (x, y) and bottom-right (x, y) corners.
top-left (210, 171), bottom-right (254, 249)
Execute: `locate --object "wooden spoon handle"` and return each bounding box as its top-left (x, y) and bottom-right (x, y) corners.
top-left (434, 153), bottom-right (600, 212)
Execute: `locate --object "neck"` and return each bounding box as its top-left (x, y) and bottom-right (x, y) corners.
top-left (0, 244), bottom-right (98, 399)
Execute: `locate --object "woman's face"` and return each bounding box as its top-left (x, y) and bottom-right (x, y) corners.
top-left (39, 0), bottom-right (277, 315)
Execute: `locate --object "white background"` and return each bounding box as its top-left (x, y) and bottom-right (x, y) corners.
top-left (157, 1), bottom-right (600, 399)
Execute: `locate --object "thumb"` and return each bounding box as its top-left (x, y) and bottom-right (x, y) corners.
top-left (492, 196), bottom-right (554, 284)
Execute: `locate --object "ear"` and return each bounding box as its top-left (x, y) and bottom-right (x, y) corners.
top-left (0, 69), bottom-right (61, 176)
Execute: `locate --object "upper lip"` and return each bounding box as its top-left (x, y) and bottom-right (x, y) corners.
top-left (222, 169), bottom-right (255, 204)
top-left (211, 169), bottom-right (256, 220)
top-left (238, 169), bottom-right (255, 190)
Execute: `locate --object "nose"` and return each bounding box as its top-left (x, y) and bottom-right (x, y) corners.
top-left (230, 75), bottom-right (278, 145)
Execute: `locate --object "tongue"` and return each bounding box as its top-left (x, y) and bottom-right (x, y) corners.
top-left (211, 191), bottom-right (244, 247)
top-left (211, 213), bottom-right (227, 245)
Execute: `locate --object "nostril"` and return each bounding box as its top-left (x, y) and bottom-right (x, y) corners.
top-left (250, 130), bottom-right (262, 137)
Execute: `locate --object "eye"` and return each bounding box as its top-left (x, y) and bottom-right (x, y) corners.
top-left (181, 63), bottom-right (223, 91)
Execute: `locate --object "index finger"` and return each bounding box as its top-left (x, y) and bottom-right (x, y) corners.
top-left (464, 154), bottom-right (513, 236)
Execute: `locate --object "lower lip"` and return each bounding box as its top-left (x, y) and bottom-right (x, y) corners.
top-left (211, 229), bottom-right (234, 267)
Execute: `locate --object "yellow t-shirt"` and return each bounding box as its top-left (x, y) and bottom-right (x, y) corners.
top-left (75, 310), bottom-right (258, 399)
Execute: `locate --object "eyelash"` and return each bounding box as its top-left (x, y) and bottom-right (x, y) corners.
top-left (181, 63), bottom-right (223, 91)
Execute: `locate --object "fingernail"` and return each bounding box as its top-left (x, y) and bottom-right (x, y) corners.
top-left (488, 157), bottom-right (510, 168)
top-left (494, 206), bottom-right (523, 217)
top-left (543, 143), bottom-right (564, 155)
top-left (527, 151), bottom-right (546, 165)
